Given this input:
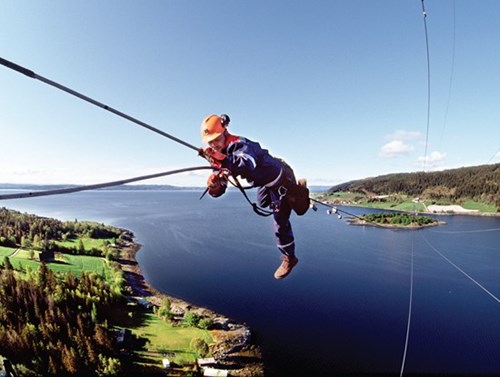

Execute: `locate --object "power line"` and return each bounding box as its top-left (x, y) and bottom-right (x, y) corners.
top-left (438, 0), bottom-right (456, 150)
top-left (400, 233), bottom-right (415, 377)
top-left (420, 232), bottom-right (500, 304)
top-left (0, 166), bottom-right (212, 201)
top-left (487, 147), bottom-right (500, 164)
top-left (310, 197), bottom-right (366, 221)
top-left (420, 0), bottom-right (431, 172)
top-left (0, 57), bottom-right (200, 153)
top-left (429, 227), bottom-right (500, 234)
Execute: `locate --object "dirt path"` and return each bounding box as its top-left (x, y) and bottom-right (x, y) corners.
top-left (9, 247), bottom-right (21, 257)
top-left (427, 204), bottom-right (479, 214)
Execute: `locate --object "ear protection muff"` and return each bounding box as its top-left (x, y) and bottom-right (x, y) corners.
top-left (220, 114), bottom-right (230, 127)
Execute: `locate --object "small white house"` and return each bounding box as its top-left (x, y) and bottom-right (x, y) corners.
top-left (198, 357), bottom-right (216, 367)
top-left (202, 367), bottom-right (228, 377)
top-left (162, 358), bottom-right (170, 369)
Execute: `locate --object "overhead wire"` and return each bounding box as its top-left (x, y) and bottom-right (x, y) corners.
top-left (420, 232), bottom-right (500, 304)
top-left (487, 147), bottom-right (500, 164)
top-left (0, 166), bottom-right (213, 201)
top-left (310, 197), bottom-right (365, 221)
top-left (400, 232), bottom-right (415, 377)
top-left (438, 0), bottom-right (456, 150)
top-left (429, 227), bottom-right (500, 234)
top-left (400, 4), bottom-right (432, 374)
top-left (0, 57), bottom-right (201, 153)
top-left (420, 0), bottom-right (431, 172)
top-left (0, 57), bottom-right (218, 203)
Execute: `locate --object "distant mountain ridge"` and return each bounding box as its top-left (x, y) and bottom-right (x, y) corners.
top-left (326, 163), bottom-right (500, 206)
top-left (0, 183), bottom-right (330, 193)
top-left (0, 183), bottom-right (197, 191)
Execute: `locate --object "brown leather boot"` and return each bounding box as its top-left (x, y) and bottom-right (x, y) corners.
top-left (274, 255), bottom-right (299, 280)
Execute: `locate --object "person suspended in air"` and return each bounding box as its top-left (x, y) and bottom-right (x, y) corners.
top-left (199, 114), bottom-right (310, 280)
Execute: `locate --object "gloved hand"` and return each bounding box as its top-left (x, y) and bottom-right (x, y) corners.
top-left (200, 147), bottom-right (226, 169)
top-left (207, 170), bottom-right (229, 197)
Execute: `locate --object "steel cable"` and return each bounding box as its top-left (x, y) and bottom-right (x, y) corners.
top-left (0, 166), bottom-right (213, 201)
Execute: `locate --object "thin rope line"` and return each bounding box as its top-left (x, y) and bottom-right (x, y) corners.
top-left (420, 232), bottom-right (500, 304)
top-left (310, 198), bottom-right (364, 220)
top-left (0, 57), bottom-right (200, 152)
top-left (0, 166), bottom-right (212, 201)
top-left (429, 228), bottom-right (500, 234)
top-left (400, 232), bottom-right (415, 377)
top-left (421, 0), bottom-right (431, 171)
top-left (487, 147), bottom-right (500, 164)
top-left (438, 0), bottom-right (456, 150)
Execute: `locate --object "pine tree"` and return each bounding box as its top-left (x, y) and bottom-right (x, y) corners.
top-left (3, 256), bottom-right (13, 270)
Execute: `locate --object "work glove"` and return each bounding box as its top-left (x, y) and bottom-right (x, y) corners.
top-left (207, 170), bottom-right (229, 197)
top-left (199, 147), bottom-right (226, 169)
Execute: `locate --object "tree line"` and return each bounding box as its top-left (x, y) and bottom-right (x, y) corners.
top-left (327, 163), bottom-right (500, 208)
top-left (0, 208), bottom-right (125, 257)
top-left (362, 212), bottom-right (436, 226)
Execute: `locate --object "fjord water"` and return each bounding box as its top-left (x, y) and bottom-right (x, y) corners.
top-left (4, 190), bottom-right (500, 376)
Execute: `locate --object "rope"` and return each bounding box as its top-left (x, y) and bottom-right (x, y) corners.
top-left (438, 0), bottom-right (456, 150)
top-left (0, 166), bottom-right (213, 201)
top-left (420, 232), bottom-right (500, 304)
top-left (227, 176), bottom-right (274, 217)
top-left (487, 147), bottom-right (500, 164)
top-left (400, 233), bottom-right (415, 377)
top-left (420, 0), bottom-right (431, 171)
top-left (0, 57), bottom-right (200, 153)
top-left (429, 228), bottom-right (500, 234)
top-left (310, 197), bottom-right (391, 228)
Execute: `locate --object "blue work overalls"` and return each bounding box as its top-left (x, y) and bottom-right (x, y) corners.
top-left (220, 135), bottom-right (296, 257)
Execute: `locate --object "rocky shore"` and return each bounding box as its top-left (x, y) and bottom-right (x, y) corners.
top-left (117, 233), bottom-right (265, 376)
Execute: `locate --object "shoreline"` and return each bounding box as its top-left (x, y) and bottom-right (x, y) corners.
top-left (315, 197), bottom-right (499, 217)
top-left (117, 231), bottom-right (265, 376)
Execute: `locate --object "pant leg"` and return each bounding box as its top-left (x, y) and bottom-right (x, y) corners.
top-left (257, 186), bottom-right (295, 257)
top-left (273, 195), bottom-right (295, 256)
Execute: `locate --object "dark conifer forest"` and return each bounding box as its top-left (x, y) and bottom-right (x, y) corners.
top-left (327, 163), bottom-right (500, 207)
top-left (0, 208), bottom-right (128, 375)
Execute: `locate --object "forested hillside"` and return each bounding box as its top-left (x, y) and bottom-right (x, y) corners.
top-left (0, 208), bottom-right (129, 375)
top-left (0, 208), bottom-right (227, 376)
top-left (0, 263), bottom-right (122, 375)
top-left (0, 208), bottom-right (124, 257)
top-left (327, 164), bottom-right (499, 207)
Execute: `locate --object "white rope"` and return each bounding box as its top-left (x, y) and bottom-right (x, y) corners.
top-left (420, 233), bottom-right (500, 304)
top-left (420, 0), bottom-right (431, 171)
top-left (0, 166), bottom-right (212, 201)
top-left (400, 233), bottom-right (415, 377)
top-left (429, 228), bottom-right (500, 234)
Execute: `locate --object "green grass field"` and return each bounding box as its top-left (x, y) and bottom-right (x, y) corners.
top-left (8, 250), bottom-right (109, 277)
top-left (461, 200), bottom-right (498, 213)
top-left (55, 237), bottom-right (114, 250)
top-left (317, 192), bottom-right (497, 214)
top-left (133, 313), bottom-right (213, 366)
top-left (0, 246), bottom-right (16, 257)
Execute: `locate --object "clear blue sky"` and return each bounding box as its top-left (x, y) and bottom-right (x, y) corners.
top-left (1, 1), bottom-right (499, 187)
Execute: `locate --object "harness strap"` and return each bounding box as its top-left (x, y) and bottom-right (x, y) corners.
top-left (228, 175), bottom-right (275, 217)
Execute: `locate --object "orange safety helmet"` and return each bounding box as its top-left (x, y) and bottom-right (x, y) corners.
top-left (201, 114), bottom-right (230, 143)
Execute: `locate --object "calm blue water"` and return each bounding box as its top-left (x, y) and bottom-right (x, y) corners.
top-left (3, 190), bottom-right (500, 376)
